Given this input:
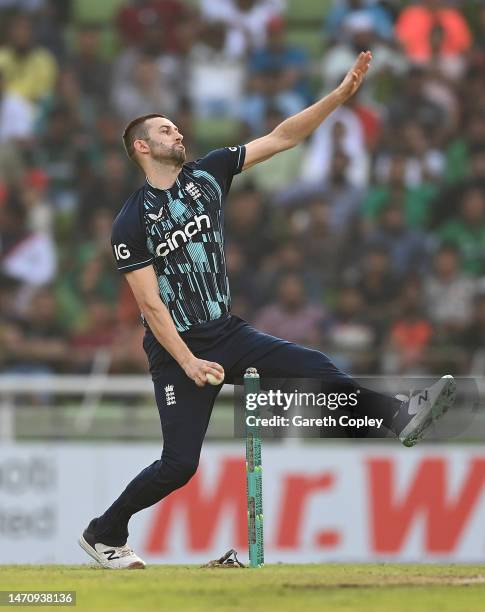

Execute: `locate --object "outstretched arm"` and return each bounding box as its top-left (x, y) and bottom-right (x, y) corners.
top-left (242, 51), bottom-right (372, 171)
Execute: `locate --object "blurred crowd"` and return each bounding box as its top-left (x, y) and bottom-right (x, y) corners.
top-left (0, 0), bottom-right (484, 377)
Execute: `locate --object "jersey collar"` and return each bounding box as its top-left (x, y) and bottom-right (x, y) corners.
top-left (145, 168), bottom-right (186, 193)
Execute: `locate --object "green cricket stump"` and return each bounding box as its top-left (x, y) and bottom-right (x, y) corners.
top-left (244, 367), bottom-right (264, 568)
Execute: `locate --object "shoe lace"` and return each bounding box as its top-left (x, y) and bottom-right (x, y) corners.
top-left (117, 545), bottom-right (135, 558)
top-left (397, 387), bottom-right (427, 406)
top-left (395, 392), bottom-right (410, 404)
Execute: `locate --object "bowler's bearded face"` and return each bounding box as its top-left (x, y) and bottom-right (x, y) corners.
top-left (145, 118), bottom-right (186, 165)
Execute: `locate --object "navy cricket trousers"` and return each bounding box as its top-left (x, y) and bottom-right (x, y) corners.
top-left (92, 315), bottom-right (398, 545)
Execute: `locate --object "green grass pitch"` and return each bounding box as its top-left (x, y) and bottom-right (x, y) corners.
top-left (1, 564), bottom-right (485, 611)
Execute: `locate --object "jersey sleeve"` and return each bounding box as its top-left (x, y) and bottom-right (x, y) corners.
top-left (196, 146), bottom-right (246, 195)
top-left (111, 193), bottom-right (154, 273)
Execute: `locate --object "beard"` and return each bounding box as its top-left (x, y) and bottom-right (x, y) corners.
top-left (150, 142), bottom-right (186, 166)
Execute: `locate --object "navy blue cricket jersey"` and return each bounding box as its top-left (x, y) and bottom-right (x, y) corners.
top-left (111, 146), bottom-right (246, 331)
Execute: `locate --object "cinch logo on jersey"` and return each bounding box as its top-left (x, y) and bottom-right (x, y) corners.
top-left (155, 214), bottom-right (211, 258)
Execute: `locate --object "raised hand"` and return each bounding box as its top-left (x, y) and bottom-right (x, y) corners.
top-left (338, 51), bottom-right (372, 101)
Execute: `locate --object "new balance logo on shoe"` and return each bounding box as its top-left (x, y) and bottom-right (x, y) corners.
top-left (165, 384), bottom-right (176, 406)
top-left (405, 389), bottom-right (429, 415)
top-left (418, 390), bottom-right (428, 404)
top-left (103, 550), bottom-right (121, 561)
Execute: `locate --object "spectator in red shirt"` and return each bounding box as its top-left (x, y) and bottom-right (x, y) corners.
top-left (69, 295), bottom-right (116, 373)
top-left (395, 0), bottom-right (472, 67)
top-left (385, 277), bottom-right (432, 374)
top-left (116, 0), bottom-right (195, 54)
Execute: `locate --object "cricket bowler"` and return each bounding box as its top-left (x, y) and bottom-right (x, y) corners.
top-left (79, 52), bottom-right (456, 568)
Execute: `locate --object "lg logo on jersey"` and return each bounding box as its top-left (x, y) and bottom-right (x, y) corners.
top-left (114, 243), bottom-right (131, 260)
top-left (156, 214), bottom-right (211, 257)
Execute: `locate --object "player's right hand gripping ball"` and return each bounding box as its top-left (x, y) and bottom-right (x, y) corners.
top-left (206, 370), bottom-right (225, 385)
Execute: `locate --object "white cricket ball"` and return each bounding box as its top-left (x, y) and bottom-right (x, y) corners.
top-left (206, 371), bottom-right (225, 385)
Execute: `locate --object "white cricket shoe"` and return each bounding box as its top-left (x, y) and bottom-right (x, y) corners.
top-left (393, 375), bottom-right (456, 447)
top-left (79, 527), bottom-right (145, 569)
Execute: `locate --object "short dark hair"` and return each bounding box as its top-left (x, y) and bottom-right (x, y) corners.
top-left (436, 242), bottom-right (460, 258)
top-left (122, 114), bottom-right (166, 163)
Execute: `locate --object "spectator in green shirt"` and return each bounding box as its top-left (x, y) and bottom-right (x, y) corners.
top-left (363, 153), bottom-right (438, 228)
top-left (437, 187), bottom-right (485, 275)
